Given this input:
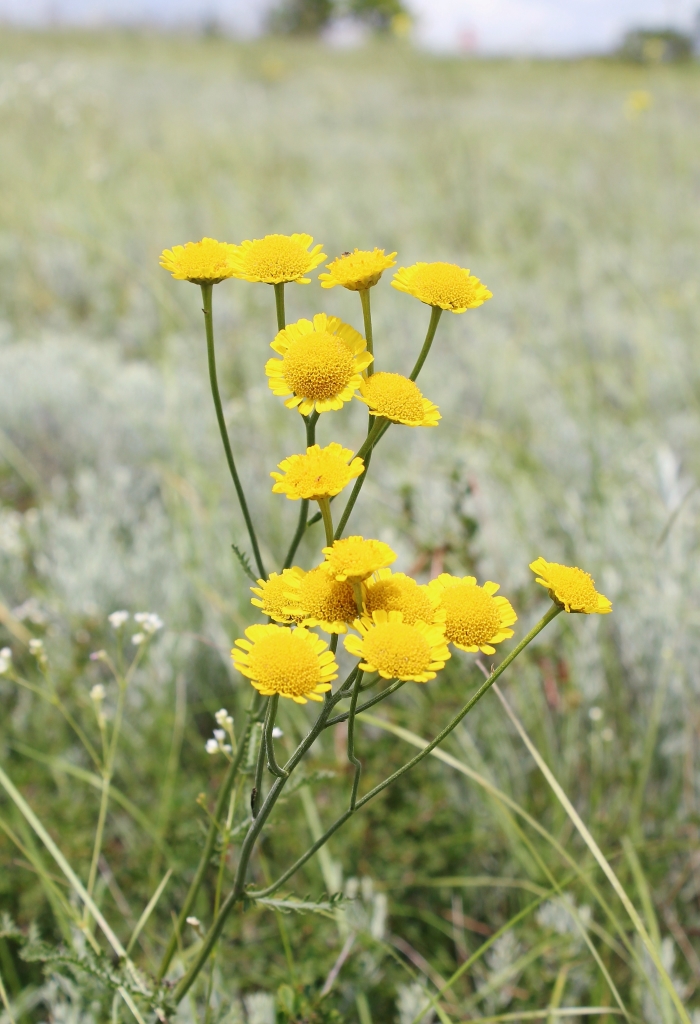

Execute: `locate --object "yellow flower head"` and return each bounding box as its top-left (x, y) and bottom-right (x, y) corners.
top-left (529, 558), bottom-right (612, 615)
top-left (250, 569), bottom-right (305, 624)
top-left (392, 262), bottom-right (492, 313)
top-left (364, 569), bottom-right (442, 626)
top-left (344, 610), bottom-right (450, 682)
top-left (284, 566), bottom-right (358, 634)
top-left (357, 372), bottom-right (440, 428)
top-left (428, 574), bottom-right (517, 654)
top-left (271, 443), bottom-right (364, 501)
top-left (228, 233), bottom-right (326, 285)
top-left (319, 248), bottom-right (398, 291)
top-left (266, 313), bottom-right (373, 415)
top-left (159, 237), bottom-right (236, 284)
top-left (231, 624), bottom-right (338, 704)
top-left (322, 535), bottom-right (396, 583)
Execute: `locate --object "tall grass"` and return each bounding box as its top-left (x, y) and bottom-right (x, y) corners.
top-left (0, 27), bottom-right (699, 1022)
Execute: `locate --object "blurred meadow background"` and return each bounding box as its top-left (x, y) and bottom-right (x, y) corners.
top-left (1, 15), bottom-right (700, 1024)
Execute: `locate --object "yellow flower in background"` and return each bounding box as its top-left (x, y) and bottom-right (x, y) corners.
top-left (229, 233), bottom-right (326, 285)
top-left (357, 372), bottom-right (441, 427)
top-left (322, 535), bottom-right (396, 583)
top-left (266, 313), bottom-right (373, 415)
top-left (231, 623), bottom-right (338, 704)
top-left (625, 89), bottom-right (653, 118)
top-left (364, 569), bottom-right (442, 625)
top-left (271, 443), bottom-right (364, 501)
top-left (319, 248), bottom-right (397, 291)
top-left (344, 610), bottom-right (450, 682)
top-left (250, 569), bottom-right (305, 624)
top-left (159, 237), bottom-right (237, 284)
top-left (529, 557), bottom-right (612, 614)
top-left (429, 574), bottom-right (517, 654)
top-left (392, 261), bottom-right (492, 312)
top-left (284, 565), bottom-right (358, 634)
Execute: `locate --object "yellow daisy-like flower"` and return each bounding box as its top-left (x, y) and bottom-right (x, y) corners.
top-left (357, 372), bottom-right (441, 428)
top-left (271, 443), bottom-right (364, 501)
top-left (319, 248), bottom-right (398, 291)
top-left (266, 313), bottom-right (373, 415)
top-left (322, 536), bottom-right (397, 583)
top-left (159, 237), bottom-right (236, 284)
top-left (428, 574), bottom-right (517, 654)
top-left (284, 566), bottom-right (358, 634)
top-left (231, 624), bottom-right (338, 704)
top-left (344, 610), bottom-right (450, 682)
top-left (228, 233), bottom-right (326, 285)
top-left (364, 569), bottom-right (442, 626)
top-left (250, 569), bottom-right (305, 624)
top-left (529, 557), bottom-right (612, 614)
top-left (392, 262), bottom-right (492, 313)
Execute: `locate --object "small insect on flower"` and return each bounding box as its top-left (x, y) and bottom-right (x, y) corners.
top-left (357, 372), bottom-right (440, 428)
top-left (160, 238), bottom-right (238, 284)
top-left (228, 233), bottom-right (326, 285)
top-left (392, 261), bottom-right (492, 313)
top-left (322, 536), bottom-right (397, 583)
top-left (529, 558), bottom-right (612, 615)
top-left (108, 610), bottom-right (129, 629)
top-left (319, 248), bottom-right (397, 291)
top-left (231, 624), bottom-right (338, 704)
top-left (251, 569), bottom-right (306, 624)
top-left (428, 574), bottom-right (517, 654)
top-left (271, 443), bottom-right (364, 501)
top-left (344, 610), bottom-right (450, 682)
top-left (0, 647), bottom-right (12, 675)
top-left (266, 313), bottom-right (373, 415)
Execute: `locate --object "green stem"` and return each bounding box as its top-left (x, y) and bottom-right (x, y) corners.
top-left (156, 693), bottom-right (261, 981)
top-left (264, 695), bottom-right (287, 779)
top-left (249, 605), bottom-right (562, 901)
top-left (354, 417), bottom-right (387, 464)
top-left (201, 283), bottom-right (266, 580)
top-left (274, 283), bottom-right (286, 332)
top-left (360, 288), bottom-right (374, 375)
top-left (325, 679), bottom-right (406, 727)
top-left (347, 670), bottom-right (364, 809)
top-left (410, 305), bottom-right (443, 382)
top-left (283, 415), bottom-right (317, 569)
top-left (251, 720), bottom-right (266, 818)
top-left (317, 497), bottom-right (335, 548)
top-left (334, 447), bottom-right (371, 540)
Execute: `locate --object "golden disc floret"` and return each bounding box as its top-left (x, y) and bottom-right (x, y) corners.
top-left (231, 624), bottom-right (338, 704)
top-left (529, 557), bottom-right (612, 614)
top-left (358, 372), bottom-right (441, 427)
top-left (266, 313), bottom-right (373, 415)
top-left (228, 233), bottom-right (326, 285)
top-left (284, 566), bottom-right (358, 634)
top-left (322, 536), bottom-right (396, 583)
top-left (159, 237), bottom-right (237, 284)
top-left (392, 262), bottom-right (492, 313)
top-left (250, 569), bottom-right (305, 624)
top-left (271, 443), bottom-right (364, 501)
top-left (319, 248), bottom-right (397, 291)
top-left (364, 569), bottom-right (442, 625)
top-left (428, 574), bottom-right (517, 654)
top-left (344, 610), bottom-right (450, 682)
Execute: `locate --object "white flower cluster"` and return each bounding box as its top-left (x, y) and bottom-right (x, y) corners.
top-left (108, 609), bottom-right (129, 629)
top-left (205, 708), bottom-right (234, 756)
top-left (28, 637), bottom-right (47, 665)
top-left (131, 611), bottom-right (164, 646)
top-left (0, 647), bottom-right (12, 675)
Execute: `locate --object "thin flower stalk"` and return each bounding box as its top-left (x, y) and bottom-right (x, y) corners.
top-left (346, 669), bottom-right (364, 809)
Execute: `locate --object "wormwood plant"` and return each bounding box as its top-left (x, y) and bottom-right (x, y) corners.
top-left (0, 232), bottom-right (688, 1023)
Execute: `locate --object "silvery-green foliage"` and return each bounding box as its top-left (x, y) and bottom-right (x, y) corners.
top-left (396, 981), bottom-right (435, 1024)
top-left (243, 991), bottom-right (276, 1024)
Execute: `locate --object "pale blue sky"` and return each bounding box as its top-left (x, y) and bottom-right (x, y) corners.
top-left (0, 0), bottom-right (696, 54)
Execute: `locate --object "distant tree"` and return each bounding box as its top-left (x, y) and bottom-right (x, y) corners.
top-left (344, 0), bottom-right (409, 32)
top-left (618, 27), bottom-right (693, 63)
top-left (267, 0), bottom-right (334, 35)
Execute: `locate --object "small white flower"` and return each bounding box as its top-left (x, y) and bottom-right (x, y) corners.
top-left (108, 610), bottom-right (129, 629)
top-left (205, 739), bottom-right (219, 755)
top-left (134, 612), bottom-right (163, 635)
top-left (213, 728), bottom-right (226, 743)
top-left (222, 744), bottom-right (232, 754)
top-left (185, 916), bottom-right (200, 928)
top-left (601, 727), bottom-right (614, 743)
top-left (131, 632), bottom-right (145, 646)
top-left (0, 647), bottom-right (12, 675)
top-left (272, 727), bottom-right (283, 739)
top-left (29, 638), bottom-right (44, 654)
top-left (215, 708), bottom-right (229, 726)
top-left (90, 684), bottom-right (106, 701)
top-left (588, 706), bottom-right (603, 722)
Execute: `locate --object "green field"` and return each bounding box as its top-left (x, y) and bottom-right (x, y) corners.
top-left (0, 28), bottom-right (700, 1023)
